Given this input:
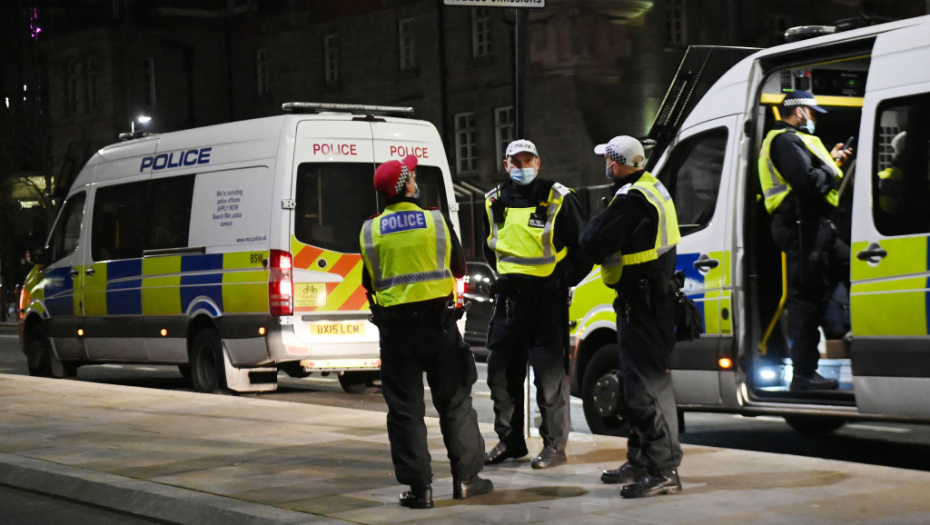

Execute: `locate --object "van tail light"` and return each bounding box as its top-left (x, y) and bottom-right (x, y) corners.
top-left (455, 277), bottom-right (466, 308)
top-left (18, 286), bottom-right (25, 320)
top-left (268, 250), bottom-right (293, 316)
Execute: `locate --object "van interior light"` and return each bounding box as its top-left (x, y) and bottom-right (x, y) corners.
top-left (718, 358), bottom-right (733, 369)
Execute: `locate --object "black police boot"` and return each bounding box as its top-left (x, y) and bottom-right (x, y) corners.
top-left (484, 438), bottom-right (529, 465)
top-left (399, 485), bottom-right (433, 509)
top-left (620, 469), bottom-right (682, 499)
top-left (791, 372), bottom-right (839, 391)
top-left (601, 462), bottom-right (647, 485)
top-left (531, 445), bottom-right (567, 469)
top-left (452, 475), bottom-right (494, 499)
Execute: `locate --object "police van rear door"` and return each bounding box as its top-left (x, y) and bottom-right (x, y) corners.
top-left (289, 119), bottom-right (380, 359)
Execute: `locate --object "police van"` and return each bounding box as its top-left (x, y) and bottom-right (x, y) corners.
top-left (18, 103), bottom-right (462, 394)
top-left (570, 15), bottom-right (930, 435)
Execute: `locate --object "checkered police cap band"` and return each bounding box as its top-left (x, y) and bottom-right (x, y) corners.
top-left (782, 98), bottom-right (818, 108)
top-left (394, 165), bottom-right (410, 195)
top-left (605, 143), bottom-right (628, 165)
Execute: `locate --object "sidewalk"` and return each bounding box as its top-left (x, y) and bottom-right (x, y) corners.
top-left (2, 374), bottom-right (929, 525)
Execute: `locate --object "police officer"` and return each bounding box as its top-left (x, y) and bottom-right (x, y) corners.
top-left (758, 91), bottom-right (852, 391)
top-left (482, 140), bottom-right (591, 469)
top-left (877, 131), bottom-right (905, 215)
top-left (360, 155), bottom-right (493, 509)
top-left (579, 135), bottom-right (683, 498)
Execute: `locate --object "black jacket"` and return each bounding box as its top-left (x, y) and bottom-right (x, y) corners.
top-left (481, 178), bottom-right (592, 287)
top-left (360, 196), bottom-right (466, 298)
top-left (579, 171), bottom-right (676, 290)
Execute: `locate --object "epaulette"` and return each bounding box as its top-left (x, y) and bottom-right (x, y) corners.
top-left (367, 213), bottom-right (382, 220)
top-left (485, 185), bottom-right (503, 200)
top-left (551, 182), bottom-right (571, 196)
top-left (426, 206), bottom-right (439, 211)
top-left (614, 183), bottom-right (633, 197)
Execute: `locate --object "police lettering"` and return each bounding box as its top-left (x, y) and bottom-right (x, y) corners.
top-left (140, 147), bottom-right (212, 172)
top-left (390, 145), bottom-right (429, 159)
top-left (380, 211), bottom-right (427, 235)
top-left (312, 143), bottom-right (357, 156)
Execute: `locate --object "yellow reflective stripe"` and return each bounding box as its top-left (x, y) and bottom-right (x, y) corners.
top-left (222, 270), bottom-right (268, 313)
top-left (317, 259), bottom-right (366, 311)
top-left (851, 290), bottom-right (926, 336)
top-left (850, 237), bottom-right (927, 281)
top-left (83, 262), bottom-right (108, 316)
top-left (223, 251), bottom-right (268, 270)
top-left (621, 249), bottom-right (658, 266)
top-left (142, 275), bottom-right (182, 315)
top-left (852, 277), bottom-right (925, 293)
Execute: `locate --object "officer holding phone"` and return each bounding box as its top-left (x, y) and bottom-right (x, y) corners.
top-left (757, 90), bottom-right (853, 391)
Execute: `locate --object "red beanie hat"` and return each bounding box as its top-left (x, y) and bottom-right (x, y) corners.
top-left (374, 155), bottom-right (418, 197)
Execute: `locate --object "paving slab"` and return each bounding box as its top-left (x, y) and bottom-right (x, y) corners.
top-left (1, 374), bottom-right (929, 525)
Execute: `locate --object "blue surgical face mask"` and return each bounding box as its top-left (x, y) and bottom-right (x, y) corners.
top-left (510, 167), bottom-right (537, 185)
top-left (605, 162), bottom-right (615, 179)
top-left (801, 110), bottom-right (816, 134)
top-left (411, 182), bottom-right (420, 199)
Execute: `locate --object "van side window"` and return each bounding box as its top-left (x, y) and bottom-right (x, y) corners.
top-left (93, 180), bottom-right (149, 261)
top-left (657, 127), bottom-right (728, 235)
top-left (872, 93), bottom-right (930, 236)
top-left (148, 176), bottom-right (194, 250)
top-left (48, 192), bottom-right (86, 264)
top-left (376, 165), bottom-right (449, 214)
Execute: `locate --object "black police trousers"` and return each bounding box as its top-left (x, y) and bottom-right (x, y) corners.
top-left (771, 213), bottom-right (851, 378)
top-left (378, 310), bottom-right (485, 487)
top-left (486, 286), bottom-right (570, 449)
top-left (614, 292), bottom-right (682, 473)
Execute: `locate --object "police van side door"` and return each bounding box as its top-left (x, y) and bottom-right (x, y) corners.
top-left (42, 190), bottom-right (88, 361)
top-left (655, 115), bottom-right (738, 406)
top-left (849, 84), bottom-right (930, 419)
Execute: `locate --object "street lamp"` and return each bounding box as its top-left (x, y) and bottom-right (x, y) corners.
top-left (131, 115), bottom-right (152, 133)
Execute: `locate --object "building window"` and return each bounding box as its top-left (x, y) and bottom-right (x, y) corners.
top-left (472, 8), bottom-right (491, 58)
top-left (256, 48), bottom-right (269, 95)
top-left (324, 33), bottom-right (339, 85)
top-left (66, 60), bottom-right (78, 115)
top-left (398, 18), bottom-right (416, 71)
top-left (666, 0), bottom-right (686, 46)
top-left (86, 56), bottom-right (98, 111)
top-left (142, 58), bottom-right (156, 107)
top-left (494, 106), bottom-right (514, 166)
top-left (455, 112), bottom-right (477, 175)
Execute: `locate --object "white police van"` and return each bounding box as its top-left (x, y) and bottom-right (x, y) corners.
top-left (571, 15), bottom-right (930, 436)
top-left (19, 103), bottom-right (462, 394)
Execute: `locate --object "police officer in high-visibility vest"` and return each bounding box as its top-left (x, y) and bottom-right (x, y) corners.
top-left (579, 135), bottom-right (683, 499)
top-left (877, 131), bottom-right (905, 215)
top-left (482, 140), bottom-right (591, 469)
top-left (758, 91), bottom-right (853, 391)
top-left (360, 155), bottom-right (493, 509)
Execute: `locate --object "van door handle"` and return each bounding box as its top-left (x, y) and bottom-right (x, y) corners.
top-left (85, 267), bottom-right (95, 277)
top-left (693, 255), bottom-right (720, 271)
top-left (69, 268), bottom-right (79, 278)
top-left (856, 242), bottom-right (888, 262)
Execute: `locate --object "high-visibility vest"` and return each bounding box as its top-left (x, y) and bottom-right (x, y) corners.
top-left (758, 128), bottom-right (843, 214)
top-left (360, 202), bottom-right (454, 307)
top-left (600, 172), bottom-right (681, 286)
top-left (877, 166), bottom-right (903, 214)
top-left (485, 182), bottom-right (571, 277)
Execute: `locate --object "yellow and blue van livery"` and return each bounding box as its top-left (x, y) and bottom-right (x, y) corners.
top-left (569, 15), bottom-right (930, 436)
top-left (18, 103), bottom-right (461, 394)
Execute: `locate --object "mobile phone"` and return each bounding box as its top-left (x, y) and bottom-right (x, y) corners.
top-left (844, 136), bottom-right (855, 151)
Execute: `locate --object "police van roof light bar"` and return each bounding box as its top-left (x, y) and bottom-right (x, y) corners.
top-left (282, 102), bottom-right (414, 116)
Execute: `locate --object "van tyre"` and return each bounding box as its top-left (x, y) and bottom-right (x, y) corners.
top-left (338, 371), bottom-right (380, 394)
top-left (190, 329), bottom-right (229, 394)
top-left (784, 415), bottom-right (845, 436)
top-left (582, 344), bottom-right (630, 437)
top-left (26, 326), bottom-right (52, 377)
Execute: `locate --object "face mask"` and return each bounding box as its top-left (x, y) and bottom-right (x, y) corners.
top-left (605, 162), bottom-right (615, 179)
top-left (411, 182), bottom-right (420, 199)
top-left (509, 167), bottom-right (537, 185)
top-left (800, 109), bottom-right (816, 134)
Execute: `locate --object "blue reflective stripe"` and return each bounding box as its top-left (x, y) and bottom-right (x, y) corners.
top-left (107, 259), bottom-right (142, 281)
top-left (181, 253), bottom-right (224, 272)
top-left (108, 278), bottom-right (143, 290)
top-left (181, 286), bottom-right (223, 314)
top-left (107, 289), bottom-right (142, 315)
top-left (181, 273), bottom-right (224, 285)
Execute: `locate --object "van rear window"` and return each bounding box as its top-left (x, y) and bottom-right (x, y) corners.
top-left (294, 162), bottom-right (449, 254)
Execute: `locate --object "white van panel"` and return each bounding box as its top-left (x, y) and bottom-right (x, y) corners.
top-left (679, 57), bottom-right (754, 131)
top-left (92, 139), bottom-right (160, 184)
top-left (293, 119), bottom-right (374, 165)
top-left (868, 18), bottom-right (930, 92)
top-left (189, 167), bottom-right (273, 250)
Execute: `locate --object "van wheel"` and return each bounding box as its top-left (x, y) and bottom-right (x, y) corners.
top-left (26, 326), bottom-right (52, 377)
top-left (784, 415), bottom-right (846, 436)
top-left (338, 371), bottom-right (380, 394)
top-left (582, 344), bottom-right (630, 437)
top-left (189, 329), bottom-right (228, 394)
